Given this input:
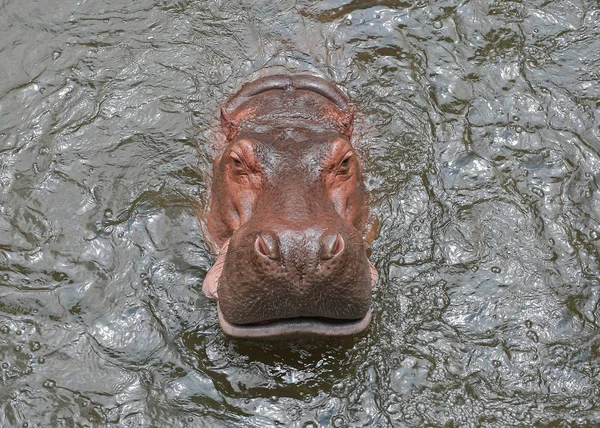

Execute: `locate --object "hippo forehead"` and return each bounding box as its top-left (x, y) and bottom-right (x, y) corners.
top-left (232, 89), bottom-right (341, 124)
top-left (234, 126), bottom-right (348, 179)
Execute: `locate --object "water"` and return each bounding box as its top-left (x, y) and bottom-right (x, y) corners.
top-left (1, 0), bottom-right (599, 426)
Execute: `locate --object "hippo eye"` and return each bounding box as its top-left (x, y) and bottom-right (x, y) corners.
top-left (229, 151), bottom-right (246, 173)
top-left (337, 152), bottom-right (353, 175)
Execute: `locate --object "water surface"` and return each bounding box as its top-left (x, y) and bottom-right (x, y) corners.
top-left (1, 0), bottom-right (600, 426)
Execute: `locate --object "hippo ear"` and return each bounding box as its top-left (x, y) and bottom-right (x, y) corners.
top-left (340, 105), bottom-right (356, 138)
top-left (221, 107), bottom-right (237, 140)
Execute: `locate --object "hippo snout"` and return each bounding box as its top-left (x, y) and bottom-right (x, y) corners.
top-left (217, 225), bottom-right (372, 328)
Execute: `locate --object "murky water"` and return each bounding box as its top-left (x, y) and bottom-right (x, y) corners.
top-left (1, 0), bottom-right (599, 426)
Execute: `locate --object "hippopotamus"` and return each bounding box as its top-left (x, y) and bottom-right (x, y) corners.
top-left (202, 74), bottom-right (378, 339)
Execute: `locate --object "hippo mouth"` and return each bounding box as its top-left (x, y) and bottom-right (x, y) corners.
top-left (216, 304), bottom-right (372, 339)
top-left (204, 239), bottom-right (378, 339)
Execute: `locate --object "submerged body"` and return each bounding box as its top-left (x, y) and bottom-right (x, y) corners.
top-left (203, 74), bottom-right (377, 339)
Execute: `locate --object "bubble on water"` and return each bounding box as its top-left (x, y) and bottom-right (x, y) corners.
top-left (43, 379), bottom-right (56, 388)
top-left (104, 209), bottom-right (113, 219)
top-left (2, 362), bottom-right (9, 369)
top-left (2, 273), bottom-right (8, 282)
top-left (531, 187), bottom-right (544, 197)
top-left (38, 356), bottom-right (46, 364)
top-left (287, 406), bottom-right (300, 419)
top-left (526, 330), bottom-right (539, 343)
top-left (52, 51), bottom-right (61, 61)
top-left (53, 272), bottom-right (67, 281)
top-left (492, 360), bottom-right (502, 367)
top-left (29, 341), bottom-right (41, 352)
top-left (491, 266), bottom-right (501, 274)
top-left (0, 325), bottom-right (9, 334)
top-left (433, 21), bottom-right (443, 29)
top-left (142, 278), bottom-right (150, 287)
top-left (590, 230), bottom-right (599, 240)
top-left (303, 422), bottom-right (318, 428)
top-left (525, 319), bottom-right (533, 328)
top-left (332, 415), bottom-right (346, 427)
top-left (332, 381), bottom-right (345, 396)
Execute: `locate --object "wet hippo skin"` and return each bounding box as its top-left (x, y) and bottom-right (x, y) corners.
top-left (202, 74), bottom-right (378, 339)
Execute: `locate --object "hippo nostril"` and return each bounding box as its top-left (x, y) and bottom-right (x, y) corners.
top-left (255, 232), bottom-right (280, 260)
top-left (321, 233), bottom-right (345, 260)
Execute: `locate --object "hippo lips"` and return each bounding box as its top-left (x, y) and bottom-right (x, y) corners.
top-left (217, 304), bottom-right (372, 339)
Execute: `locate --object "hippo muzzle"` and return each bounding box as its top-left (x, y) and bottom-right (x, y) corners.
top-left (202, 75), bottom-right (378, 339)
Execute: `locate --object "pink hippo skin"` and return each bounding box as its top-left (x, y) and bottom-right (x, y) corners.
top-left (202, 75), bottom-right (378, 339)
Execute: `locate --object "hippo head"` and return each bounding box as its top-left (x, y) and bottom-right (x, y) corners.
top-left (203, 75), bottom-right (378, 339)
